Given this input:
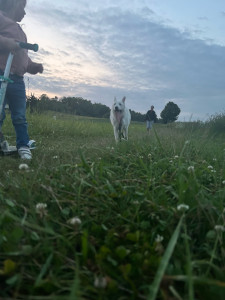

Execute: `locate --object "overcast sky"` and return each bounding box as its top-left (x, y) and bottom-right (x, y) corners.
top-left (22, 0), bottom-right (225, 121)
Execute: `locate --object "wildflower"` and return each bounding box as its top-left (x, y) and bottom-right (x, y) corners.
top-left (67, 217), bottom-right (81, 225)
top-left (36, 203), bottom-right (48, 218)
top-left (53, 116), bottom-right (57, 120)
top-left (132, 201), bottom-right (139, 205)
top-left (213, 158), bottom-right (217, 161)
top-left (155, 234), bottom-right (164, 243)
top-left (177, 204), bottom-right (189, 212)
top-left (185, 140), bottom-right (190, 145)
top-left (214, 225), bottom-right (225, 232)
top-left (222, 180), bottom-right (225, 185)
top-left (174, 155), bottom-right (179, 159)
top-left (53, 156), bottom-right (58, 159)
top-left (207, 165), bottom-right (213, 169)
top-left (187, 166), bottom-right (194, 172)
top-left (19, 163), bottom-right (29, 170)
top-left (155, 235), bottom-right (164, 254)
top-left (94, 276), bottom-right (107, 289)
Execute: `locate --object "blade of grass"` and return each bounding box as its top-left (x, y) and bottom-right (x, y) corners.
top-left (164, 275), bottom-right (225, 288)
top-left (183, 222), bottom-right (194, 300)
top-left (148, 215), bottom-right (184, 300)
top-left (69, 259), bottom-right (80, 300)
top-left (3, 211), bottom-right (61, 237)
top-left (35, 253), bottom-right (53, 287)
top-left (169, 285), bottom-right (183, 300)
top-left (153, 126), bottom-right (163, 151)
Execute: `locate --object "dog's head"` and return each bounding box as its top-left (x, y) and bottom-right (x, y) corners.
top-left (112, 96), bottom-right (126, 112)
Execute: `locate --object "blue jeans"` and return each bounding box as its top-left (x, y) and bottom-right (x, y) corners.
top-left (146, 120), bottom-right (154, 129)
top-left (0, 73), bottom-right (29, 149)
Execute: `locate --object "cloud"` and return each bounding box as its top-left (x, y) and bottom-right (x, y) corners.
top-left (24, 3), bottom-right (225, 121)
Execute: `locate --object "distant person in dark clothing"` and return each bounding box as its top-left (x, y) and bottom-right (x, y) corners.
top-left (145, 105), bottom-right (157, 133)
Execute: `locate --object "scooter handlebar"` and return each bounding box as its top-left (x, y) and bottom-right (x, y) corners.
top-left (19, 42), bottom-right (39, 52)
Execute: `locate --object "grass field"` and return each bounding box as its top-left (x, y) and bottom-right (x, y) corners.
top-left (0, 111), bottom-right (225, 300)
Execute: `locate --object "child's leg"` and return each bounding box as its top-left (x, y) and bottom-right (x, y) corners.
top-left (7, 78), bottom-right (30, 149)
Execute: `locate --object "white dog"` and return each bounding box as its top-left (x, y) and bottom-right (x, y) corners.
top-left (110, 96), bottom-right (131, 142)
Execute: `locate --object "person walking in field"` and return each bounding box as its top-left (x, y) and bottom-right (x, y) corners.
top-left (145, 105), bottom-right (157, 133)
top-left (0, 0), bottom-right (43, 159)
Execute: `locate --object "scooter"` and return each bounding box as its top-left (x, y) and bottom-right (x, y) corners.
top-left (0, 42), bottom-right (38, 155)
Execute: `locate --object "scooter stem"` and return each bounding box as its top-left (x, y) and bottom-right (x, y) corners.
top-left (0, 52), bottom-right (14, 115)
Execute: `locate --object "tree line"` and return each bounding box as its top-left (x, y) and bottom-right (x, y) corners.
top-left (26, 94), bottom-right (180, 123)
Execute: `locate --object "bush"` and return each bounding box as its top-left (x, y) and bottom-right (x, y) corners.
top-left (205, 111), bottom-right (225, 135)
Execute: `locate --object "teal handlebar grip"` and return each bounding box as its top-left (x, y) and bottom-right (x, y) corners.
top-left (19, 42), bottom-right (39, 52)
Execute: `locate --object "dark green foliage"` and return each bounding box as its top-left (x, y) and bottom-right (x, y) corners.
top-left (205, 111), bottom-right (225, 135)
top-left (160, 101), bottom-right (181, 123)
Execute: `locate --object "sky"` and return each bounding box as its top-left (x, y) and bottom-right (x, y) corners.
top-left (21, 0), bottom-right (225, 121)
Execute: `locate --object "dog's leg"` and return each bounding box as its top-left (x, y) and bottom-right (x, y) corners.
top-left (124, 127), bottom-right (128, 140)
top-left (114, 128), bottom-right (119, 142)
top-left (119, 123), bottom-right (123, 141)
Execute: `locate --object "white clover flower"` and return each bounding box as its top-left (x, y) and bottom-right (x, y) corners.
top-left (187, 166), bottom-right (194, 172)
top-left (53, 156), bottom-right (58, 159)
top-left (177, 204), bottom-right (190, 212)
top-left (185, 140), bottom-right (190, 145)
top-left (222, 180), bottom-right (225, 185)
top-left (36, 203), bottom-right (48, 217)
top-left (214, 225), bottom-right (225, 232)
top-left (94, 276), bottom-right (107, 289)
top-left (132, 201), bottom-right (139, 205)
top-left (213, 158), bottom-right (217, 161)
top-left (211, 170), bottom-right (216, 173)
top-left (207, 165), bottom-right (213, 169)
top-left (19, 163), bottom-right (29, 170)
top-left (174, 155), bottom-right (179, 159)
top-left (155, 234), bottom-right (164, 243)
top-left (67, 217), bottom-right (81, 225)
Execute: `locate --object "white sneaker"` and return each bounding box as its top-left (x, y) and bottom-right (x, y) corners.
top-left (18, 146), bottom-right (32, 160)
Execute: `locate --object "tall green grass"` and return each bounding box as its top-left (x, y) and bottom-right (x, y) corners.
top-left (0, 111), bottom-right (224, 299)
top-left (205, 111), bottom-right (225, 135)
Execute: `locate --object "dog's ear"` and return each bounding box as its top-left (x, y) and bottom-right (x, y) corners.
top-left (122, 96), bottom-right (126, 102)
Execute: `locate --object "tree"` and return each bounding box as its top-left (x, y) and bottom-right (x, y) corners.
top-left (160, 101), bottom-right (181, 123)
top-left (26, 94), bottom-right (38, 113)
